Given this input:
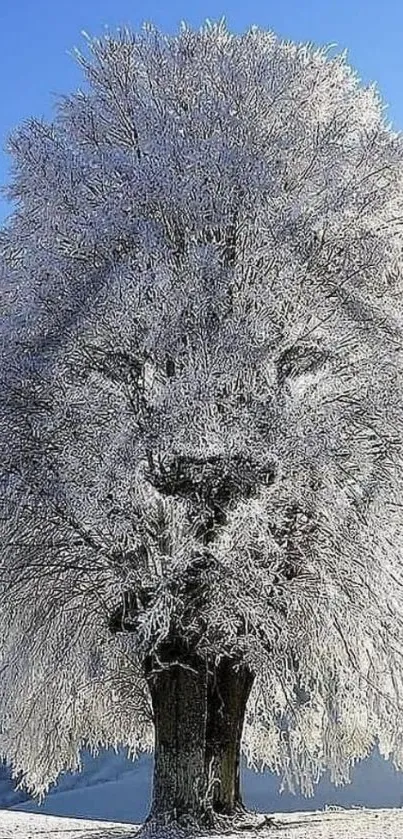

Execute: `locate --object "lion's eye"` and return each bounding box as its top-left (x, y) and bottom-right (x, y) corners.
top-left (277, 345), bottom-right (329, 388)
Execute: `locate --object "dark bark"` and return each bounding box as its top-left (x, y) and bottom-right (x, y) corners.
top-left (206, 658), bottom-right (254, 814)
top-left (145, 642), bottom-right (211, 826)
top-left (109, 589), bottom-right (255, 825)
top-left (144, 643), bottom-right (254, 827)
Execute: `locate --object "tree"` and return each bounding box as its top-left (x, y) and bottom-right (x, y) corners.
top-left (1, 20), bottom-right (403, 832)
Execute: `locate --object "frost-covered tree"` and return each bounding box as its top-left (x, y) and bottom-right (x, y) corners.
top-left (2, 20), bottom-right (403, 831)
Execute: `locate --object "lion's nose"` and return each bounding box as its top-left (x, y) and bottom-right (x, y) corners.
top-left (146, 452), bottom-right (276, 505)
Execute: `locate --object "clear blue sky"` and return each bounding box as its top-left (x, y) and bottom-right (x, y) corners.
top-left (1, 0), bottom-right (403, 223)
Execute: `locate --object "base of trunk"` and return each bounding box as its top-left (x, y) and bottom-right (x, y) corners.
top-left (144, 645), bottom-right (255, 830)
top-left (138, 808), bottom-right (277, 838)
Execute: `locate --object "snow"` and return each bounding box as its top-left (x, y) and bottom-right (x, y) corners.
top-left (2, 808), bottom-right (403, 838)
top-left (7, 747), bottom-right (403, 824)
top-left (2, 748), bottom-right (403, 837)
top-left (0, 810), bottom-right (137, 837)
top-left (13, 757), bottom-right (151, 824)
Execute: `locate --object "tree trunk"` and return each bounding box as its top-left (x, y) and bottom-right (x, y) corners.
top-left (145, 643), bottom-right (211, 826)
top-left (206, 658), bottom-right (254, 814)
top-left (145, 644), bottom-right (254, 828)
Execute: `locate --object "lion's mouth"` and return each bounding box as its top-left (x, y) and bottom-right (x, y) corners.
top-left (268, 504), bottom-right (315, 581)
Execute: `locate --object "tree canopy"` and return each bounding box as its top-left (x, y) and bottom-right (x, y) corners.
top-left (1, 21), bottom-right (403, 807)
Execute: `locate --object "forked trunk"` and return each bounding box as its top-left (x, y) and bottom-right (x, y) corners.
top-left (145, 645), bottom-right (254, 828)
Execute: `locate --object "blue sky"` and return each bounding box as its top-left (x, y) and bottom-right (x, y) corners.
top-left (1, 0), bottom-right (403, 223)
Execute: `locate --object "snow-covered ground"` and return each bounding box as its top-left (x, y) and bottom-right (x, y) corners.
top-left (5, 747), bottom-right (403, 824)
top-left (0, 746), bottom-right (401, 836)
top-left (0, 810), bottom-right (136, 837)
top-left (2, 808), bottom-right (403, 838)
